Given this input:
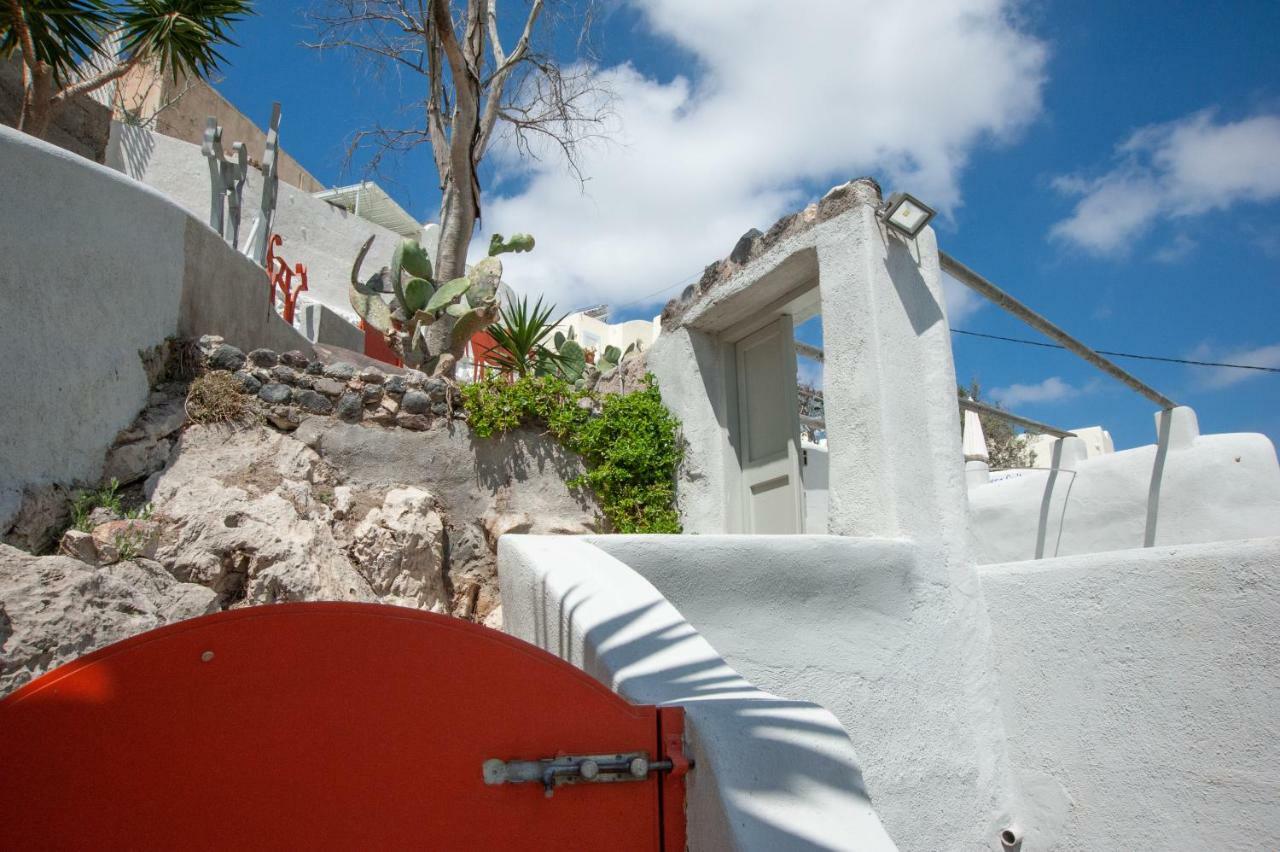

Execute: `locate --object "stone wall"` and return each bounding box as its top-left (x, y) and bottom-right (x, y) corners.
top-left (0, 58), bottom-right (112, 163)
top-left (2, 342), bottom-right (603, 696)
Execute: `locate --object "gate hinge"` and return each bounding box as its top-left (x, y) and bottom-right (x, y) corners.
top-left (483, 751), bottom-right (682, 798)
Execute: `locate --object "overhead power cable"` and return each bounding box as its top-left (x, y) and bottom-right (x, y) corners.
top-left (611, 270), bottom-right (702, 313)
top-left (951, 328), bottom-right (1280, 374)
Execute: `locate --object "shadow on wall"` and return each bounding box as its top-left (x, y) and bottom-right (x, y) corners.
top-left (536, 574), bottom-right (892, 851)
top-left (882, 240), bottom-right (944, 337)
top-left (111, 121), bottom-right (156, 181)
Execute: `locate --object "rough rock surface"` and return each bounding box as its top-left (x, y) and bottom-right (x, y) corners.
top-left (2, 483), bottom-right (72, 553)
top-left (348, 488), bottom-right (446, 608)
top-left (150, 426), bottom-right (382, 609)
top-left (0, 544), bottom-right (219, 696)
top-left (1, 352), bottom-right (607, 695)
top-left (595, 351), bottom-right (649, 397)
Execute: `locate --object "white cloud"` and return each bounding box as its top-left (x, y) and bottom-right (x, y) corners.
top-left (1152, 233), bottom-right (1197, 264)
top-left (1051, 110), bottom-right (1280, 255)
top-left (482, 0), bottom-right (1046, 312)
top-left (1189, 341), bottom-right (1280, 390)
top-left (989, 376), bottom-right (1077, 407)
top-left (797, 357), bottom-right (823, 389)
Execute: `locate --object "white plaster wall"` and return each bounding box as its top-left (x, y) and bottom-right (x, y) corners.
top-left (108, 124), bottom-right (405, 325)
top-left (647, 184), bottom-right (1020, 849)
top-left (648, 326), bottom-right (743, 534)
top-left (1, 126), bottom-right (182, 492)
top-left (1027, 425), bottom-right (1112, 467)
top-left (552, 312), bottom-right (659, 354)
top-left (588, 534), bottom-right (1022, 852)
top-left (980, 537), bottom-right (1280, 851)
top-left (0, 125), bottom-right (310, 497)
top-left (969, 422), bottom-right (1280, 564)
top-left (802, 439), bottom-right (829, 533)
top-left (498, 535), bottom-right (898, 851)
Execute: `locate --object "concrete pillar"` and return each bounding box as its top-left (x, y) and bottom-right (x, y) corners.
top-left (810, 184), bottom-right (1020, 846)
top-left (1156, 405), bottom-right (1199, 450)
top-left (964, 410), bottom-right (992, 486)
top-left (817, 185), bottom-right (971, 563)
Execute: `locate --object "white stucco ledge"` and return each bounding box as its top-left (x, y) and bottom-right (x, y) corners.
top-left (497, 535), bottom-right (898, 851)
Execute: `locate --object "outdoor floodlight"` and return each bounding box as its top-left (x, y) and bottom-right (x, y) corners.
top-left (878, 191), bottom-right (936, 238)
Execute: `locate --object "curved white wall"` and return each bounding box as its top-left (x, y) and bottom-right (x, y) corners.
top-left (968, 409), bottom-right (1280, 563)
top-left (498, 535), bottom-right (897, 851)
top-left (0, 125), bottom-right (310, 498)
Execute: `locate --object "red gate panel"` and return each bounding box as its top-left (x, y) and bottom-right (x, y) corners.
top-left (0, 604), bottom-right (679, 850)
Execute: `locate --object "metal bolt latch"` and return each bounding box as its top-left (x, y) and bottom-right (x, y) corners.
top-left (482, 752), bottom-right (677, 798)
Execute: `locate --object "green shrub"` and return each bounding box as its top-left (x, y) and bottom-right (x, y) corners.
top-left (462, 374), bottom-right (682, 533)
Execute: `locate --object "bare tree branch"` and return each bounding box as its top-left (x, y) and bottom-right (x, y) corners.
top-left (307, 0), bottom-right (610, 371)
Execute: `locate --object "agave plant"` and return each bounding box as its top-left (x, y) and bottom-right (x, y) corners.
top-left (349, 231), bottom-right (535, 375)
top-left (485, 296), bottom-right (565, 378)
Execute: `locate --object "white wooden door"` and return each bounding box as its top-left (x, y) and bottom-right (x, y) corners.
top-left (735, 316), bottom-right (804, 534)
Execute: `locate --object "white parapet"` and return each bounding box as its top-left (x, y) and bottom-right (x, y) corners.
top-left (498, 535), bottom-right (897, 852)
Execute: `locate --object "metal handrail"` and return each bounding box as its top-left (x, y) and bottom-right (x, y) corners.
top-left (939, 252), bottom-right (1177, 409)
top-left (960, 398), bottom-right (1074, 439)
top-left (795, 340), bottom-right (824, 362)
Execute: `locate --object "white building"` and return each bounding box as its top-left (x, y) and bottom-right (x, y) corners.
top-left (550, 307), bottom-right (661, 357)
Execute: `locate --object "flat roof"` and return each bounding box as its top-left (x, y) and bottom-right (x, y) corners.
top-left (313, 181), bottom-right (422, 238)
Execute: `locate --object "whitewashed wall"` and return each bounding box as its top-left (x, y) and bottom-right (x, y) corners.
top-left (0, 125), bottom-right (310, 500)
top-left (968, 407), bottom-right (1280, 563)
top-left (107, 124), bottom-right (406, 328)
top-left (498, 535), bottom-right (898, 852)
top-left (981, 537), bottom-right (1280, 850)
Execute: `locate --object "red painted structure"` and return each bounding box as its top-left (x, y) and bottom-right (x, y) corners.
top-left (468, 329), bottom-right (510, 382)
top-left (360, 320), bottom-right (404, 367)
top-left (0, 604), bottom-right (686, 850)
top-left (265, 234), bottom-right (309, 324)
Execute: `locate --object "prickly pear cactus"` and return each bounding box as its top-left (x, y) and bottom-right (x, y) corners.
top-left (350, 232), bottom-right (531, 376)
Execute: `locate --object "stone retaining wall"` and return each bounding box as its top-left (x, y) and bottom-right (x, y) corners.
top-left (198, 337), bottom-right (465, 433)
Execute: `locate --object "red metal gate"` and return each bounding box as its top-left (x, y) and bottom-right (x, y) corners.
top-left (0, 604), bottom-right (686, 850)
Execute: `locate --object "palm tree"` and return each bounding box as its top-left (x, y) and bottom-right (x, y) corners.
top-left (1, 0), bottom-right (251, 139)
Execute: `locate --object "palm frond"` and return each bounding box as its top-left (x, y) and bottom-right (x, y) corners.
top-left (1, 1), bottom-right (113, 85)
top-left (117, 0), bottom-right (251, 81)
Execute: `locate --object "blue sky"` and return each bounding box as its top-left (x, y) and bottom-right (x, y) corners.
top-left (214, 1), bottom-right (1280, 450)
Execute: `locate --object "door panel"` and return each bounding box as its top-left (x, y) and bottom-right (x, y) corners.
top-left (736, 316), bottom-right (804, 533)
top-left (0, 604), bottom-right (674, 851)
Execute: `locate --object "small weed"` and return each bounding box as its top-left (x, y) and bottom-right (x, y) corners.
top-left (70, 479), bottom-right (124, 532)
top-left (112, 524), bottom-right (152, 561)
top-left (126, 503), bottom-right (154, 521)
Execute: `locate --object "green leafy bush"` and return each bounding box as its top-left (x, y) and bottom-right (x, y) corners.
top-left (462, 374), bottom-right (682, 533)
